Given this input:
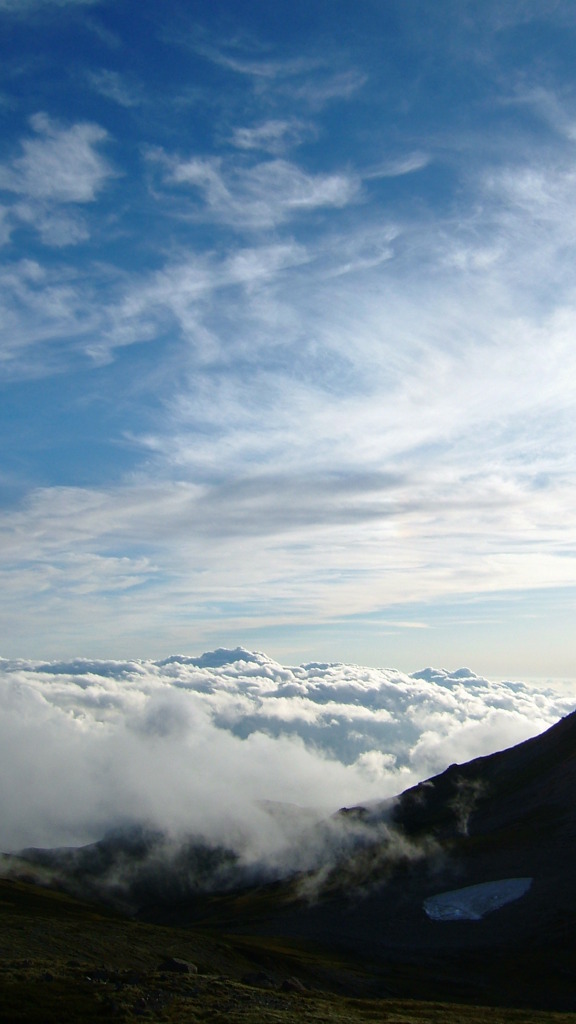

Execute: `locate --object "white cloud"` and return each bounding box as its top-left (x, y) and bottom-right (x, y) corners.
top-left (0, 648), bottom-right (572, 855)
top-left (0, 114), bottom-right (114, 251)
top-left (364, 153), bottom-right (431, 179)
top-left (1, 57), bottom-right (576, 664)
top-left (192, 37), bottom-right (366, 107)
top-left (87, 69), bottom-right (140, 108)
top-left (189, 35), bottom-right (365, 114)
top-left (285, 69), bottom-right (367, 108)
top-left (163, 153), bottom-right (360, 229)
top-left (0, 206), bottom-right (13, 246)
top-left (0, 259), bottom-right (101, 375)
top-left (86, 241), bottom-right (310, 364)
top-left (191, 40), bottom-right (321, 81)
top-left (229, 119), bottom-right (314, 154)
top-left (0, 113), bottom-right (112, 202)
top-left (3, 145), bottom-right (576, 621)
top-left (503, 85), bottom-right (576, 141)
top-left (14, 202), bottom-right (89, 246)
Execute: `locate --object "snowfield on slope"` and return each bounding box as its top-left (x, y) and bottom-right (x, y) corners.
top-left (423, 878), bottom-right (533, 921)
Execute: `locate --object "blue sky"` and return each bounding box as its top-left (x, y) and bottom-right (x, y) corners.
top-left (1, 0), bottom-right (576, 675)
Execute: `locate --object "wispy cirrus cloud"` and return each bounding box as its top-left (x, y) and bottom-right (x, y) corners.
top-left (364, 152), bottom-right (431, 179)
top-left (1, 438), bottom-right (575, 661)
top-left (229, 118), bottom-right (315, 154)
top-left (501, 85), bottom-right (576, 141)
top-left (0, 237), bottom-right (311, 375)
top-left (283, 68), bottom-right (367, 109)
top-left (159, 152), bottom-right (360, 230)
top-left (0, 205), bottom-right (13, 246)
top-left (2, 2), bottom-right (576, 675)
top-left (87, 68), bottom-right (141, 108)
top-left (204, 43), bottom-right (367, 107)
top-left (192, 38), bottom-right (321, 81)
top-left (184, 31), bottom-right (366, 109)
top-left (0, 258), bottom-right (105, 376)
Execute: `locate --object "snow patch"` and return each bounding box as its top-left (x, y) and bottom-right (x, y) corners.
top-left (423, 877), bottom-right (533, 921)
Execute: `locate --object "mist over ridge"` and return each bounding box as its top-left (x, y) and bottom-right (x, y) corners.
top-left (1, 646), bottom-right (573, 858)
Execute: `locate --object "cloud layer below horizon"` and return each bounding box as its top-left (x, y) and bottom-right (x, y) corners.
top-left (1, 647), bottom-right (573, 859)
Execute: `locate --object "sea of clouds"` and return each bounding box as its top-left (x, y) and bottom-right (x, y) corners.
top-left (1, 647), bottom-right (574, 860)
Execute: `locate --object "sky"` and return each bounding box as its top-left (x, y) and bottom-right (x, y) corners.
top-left (1, 0), bottom-right (576, 676)
top-left (1, 647), bottom-right (574, 854)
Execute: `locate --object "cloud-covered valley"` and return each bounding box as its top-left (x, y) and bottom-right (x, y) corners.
top-left (1, 647), bottom-right (573, 870)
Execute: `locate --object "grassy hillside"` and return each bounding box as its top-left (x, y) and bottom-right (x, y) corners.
top-left (1, 876), bottom-right (575, 1024)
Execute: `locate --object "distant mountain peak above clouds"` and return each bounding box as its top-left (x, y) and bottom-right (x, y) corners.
top-left (411, 666), bottom-right (480, 683)
top-left (158, 646), bottom-right (276, 669)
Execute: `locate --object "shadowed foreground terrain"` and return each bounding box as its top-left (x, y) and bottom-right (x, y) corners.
top-left (4, 710), bottom-right (576, 1021)
top-left (1, 876), bottom-right (575, 1024)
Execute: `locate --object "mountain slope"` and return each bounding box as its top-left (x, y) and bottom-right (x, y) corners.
top-left (5, 709), bottom-right (576, 1012)
top-left (172, 709), bottom-right (576, 1010)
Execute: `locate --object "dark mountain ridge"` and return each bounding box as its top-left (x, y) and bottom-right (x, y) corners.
top-left (136, 708), bottom-right (576, 1009)
top-left (214, 706), bottom-right (576, 1009)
